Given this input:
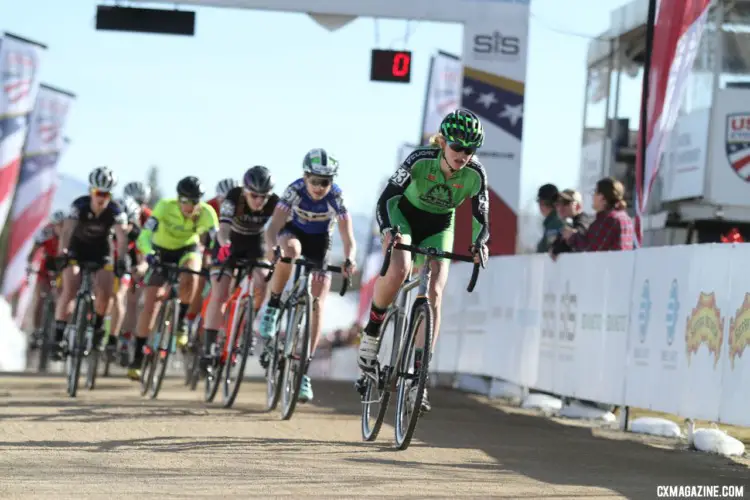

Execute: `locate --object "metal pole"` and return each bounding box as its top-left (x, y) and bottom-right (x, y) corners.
top-left (601, 38), bottom-right (615, 177)
top-left (637, 0), bottom-right (658, 241)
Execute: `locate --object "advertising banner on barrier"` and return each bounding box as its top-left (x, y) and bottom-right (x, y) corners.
top-left (2, 84), bottom-right (75, 303)
top-left (434, 242), bottom-right (750, 427)
top-left (0, 33), bottom-right (46, 235)
top-left (721, 244), bottom-right (750, 426)
top-left (419, 51), bottom-right (462, 145)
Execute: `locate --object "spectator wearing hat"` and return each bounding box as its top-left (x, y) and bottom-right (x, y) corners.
top-left (549, 189), bottom-right (593, 260)
top-left (536, 183), bottom-right (564, 253)
top-left (563, 177), bottom-right (634, 251)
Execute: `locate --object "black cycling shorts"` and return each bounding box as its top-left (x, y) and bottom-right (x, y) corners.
top-left (210, 235), bottom-right (265, 278)
top-left (68, 237), bottom-right (112, 268)
top-left (144, 243), bottom-right (199, 287)
top-left (279, 223), bottom-right (330, 267)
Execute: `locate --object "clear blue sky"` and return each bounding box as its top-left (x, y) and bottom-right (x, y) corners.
top-left (1, 0), bottom-right (633, 217)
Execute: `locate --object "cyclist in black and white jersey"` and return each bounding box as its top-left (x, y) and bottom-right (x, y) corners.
top-left (202, 166), bottom-right (279, 364)
top-left (52, 167), bottom-right (130, 358)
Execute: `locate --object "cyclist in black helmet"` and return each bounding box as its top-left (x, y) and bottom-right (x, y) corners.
top-left (127, 176), bottom-right (218, 381)
top-left (201, 166), bottom-right (279, 369)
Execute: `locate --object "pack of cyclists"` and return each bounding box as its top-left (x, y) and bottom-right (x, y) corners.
top-left (23, 108), bottom-right (490, 412)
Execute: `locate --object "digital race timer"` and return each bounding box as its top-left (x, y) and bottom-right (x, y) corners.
top-left (370, 49), bottom-right (412, 83)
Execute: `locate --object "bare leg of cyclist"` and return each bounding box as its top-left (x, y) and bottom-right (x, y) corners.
top-left (91, 269), bottom-right (115, 348)
top-left (252, 267), bottom-right (269, 315)
top-left (357, 234), bottom-right (413, 371)
top-left (298, 272), bottom-right (332, 403)
top-left (30, 279), bottom-right (46, 347)
top-left (203, 272), bottom-right (231, 367)
top-left (52, 266), bottom-right (81, 357)
top-left (128, 286), bottom-right (164, 379)
top-left (258, 235), bottom-right (299, 340)
top-left (175, 256), bottom-right (202, 348)
top-left (187, 274), bottom-right (205, 327)
top-left (109, 280), bottom-right (129, 351)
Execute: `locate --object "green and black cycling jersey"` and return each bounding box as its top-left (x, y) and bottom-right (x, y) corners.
top-left (375, 147), bottom-right (490, 251)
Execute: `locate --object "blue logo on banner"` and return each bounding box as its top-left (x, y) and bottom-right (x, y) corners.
top-left (638, 280), bottom-right (651, 343)
top-left (666, 279), bottom-right (680, 346)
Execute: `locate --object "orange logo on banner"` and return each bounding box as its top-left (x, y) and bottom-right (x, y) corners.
top-left (728, 293), bottom-right (750, 369)
top-left (685, 292), bottom-right (724, 368)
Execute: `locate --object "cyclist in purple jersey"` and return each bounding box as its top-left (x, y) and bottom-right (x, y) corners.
top-left (259, 148), bottom-right (357, 403)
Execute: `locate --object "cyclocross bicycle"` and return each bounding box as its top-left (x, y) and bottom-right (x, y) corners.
top-left (204, 257), bottom-right (275, 408)
top-left (65, 260), bottom-right (106, 397)
top-left (26, 266), bottom-right (58, 374)
top-left (184, 272), bottom-right (211, 392)
top-left (262, 253), bottom-right (350, 420)
top-left (355, 226), bottom-right (480, 450)
top-left (139, 261), bottom-right (207, 400)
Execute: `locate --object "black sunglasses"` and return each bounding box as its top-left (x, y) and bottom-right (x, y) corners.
top-left (448, 142), bottom-right (476, 155)
top-left (308, 177), bottom-right (331, 188)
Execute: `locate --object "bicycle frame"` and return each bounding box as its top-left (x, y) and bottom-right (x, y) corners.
top-left (363, 260), bottom-right (432, 394)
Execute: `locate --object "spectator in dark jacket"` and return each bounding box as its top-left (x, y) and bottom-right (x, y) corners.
top-left (549, 189), bottom-right (593, 260)
top-left (563, 177), bottom-right (634, 251)
top-left (536, 183), bottom-right (564, 253)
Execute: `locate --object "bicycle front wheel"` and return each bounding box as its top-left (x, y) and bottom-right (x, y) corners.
top-left (264, 303), bottom-right (287, 412)
top-left (66, 297), bottom-right (91, 398)
top-left (149, 299), bottom-right (177, 399)
top-left (360, 309), bottom-right (397, 442)
top-left (184, 314), bottom-right (202, 389)
top-left (37, 294), bottom-right (56, 373)
top-left (394, 297), bottom-right (433, 451)
top-left (222, 299), bottom-right (254, 408)
top-left (280, 298), bottom-right (311, 421)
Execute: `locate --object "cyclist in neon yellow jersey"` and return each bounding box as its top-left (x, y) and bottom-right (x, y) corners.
top-left (358, 109), bottom-right (490, 413)
top-left (127, 176), bottom-right (218, 381)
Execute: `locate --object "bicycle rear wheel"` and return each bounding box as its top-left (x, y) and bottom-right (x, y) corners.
top-left (360, 309), bottom-right (397, 442)
top-left (66, 296), bottom-right (91, 398)
top-left (204, 329), bottom-right (225, 403)
top-left (148, 299), bottom-right (177, 399)
top-left (84, 328), bottom-right (100, 390)
top-left (222, 298), bottom-right (254, 408)
top-left (394, 297), bottom-right (433, 450)
top-left (184, 314), bottom-right (202, 389)
top-left (280, 298), bottom-right (311, 420)
top-left (264, 303), bottom-right (287, 412)
top-left (37, 295), bottom-right (55, 373)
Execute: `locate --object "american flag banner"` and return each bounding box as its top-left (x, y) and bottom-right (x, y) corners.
top-left (635, 0), bottom-right (711, 243)
top-left (0, 33), bottom-right (46, 235)
top-left (2, 85), bottom-right (75, 304)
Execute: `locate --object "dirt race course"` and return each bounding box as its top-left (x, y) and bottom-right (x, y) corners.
top-left (0, 373), bottom-right (747, 499)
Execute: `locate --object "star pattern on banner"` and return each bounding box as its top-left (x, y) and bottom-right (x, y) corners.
top-left (462, 75), bottom-right (524, 141)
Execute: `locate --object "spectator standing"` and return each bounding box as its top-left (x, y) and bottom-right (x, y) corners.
top-left (550, 189), bottom-right (593, 260)
top-left (535, 183), bottom-right (563, 253)
top-left (563, 177), bottom-right (634, 251)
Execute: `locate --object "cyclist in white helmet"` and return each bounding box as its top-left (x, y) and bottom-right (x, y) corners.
top-left (259, 148), bottom-right (357, 403)
top-left (107, 196), bottom-right (145, 365)
top-left (26, 209), bottom-right (67, 350)
top-left (52, 166), bottom-right (130, 360)
top-left (184, 177), bottom-right (240, 330)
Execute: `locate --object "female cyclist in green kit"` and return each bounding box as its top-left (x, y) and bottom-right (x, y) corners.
top-left (358, 109), bottom-right (490, 413)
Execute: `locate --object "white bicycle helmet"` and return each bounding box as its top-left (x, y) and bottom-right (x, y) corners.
top-left (50, 210), bottom-right (65, 224)
top-left (303, 148), bottom-right (339, 177)
top-left (89, 166), bottom-right (117, 191)
top-left (123, 181), bottom-right (151, 205)
top-left (215, 178), bottom-right (238, 198)
top-left (117, 196), bottom-right (141, 224)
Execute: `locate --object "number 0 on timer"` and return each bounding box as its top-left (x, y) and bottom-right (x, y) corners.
top-left (370, 49), bottom-right (412, 83)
